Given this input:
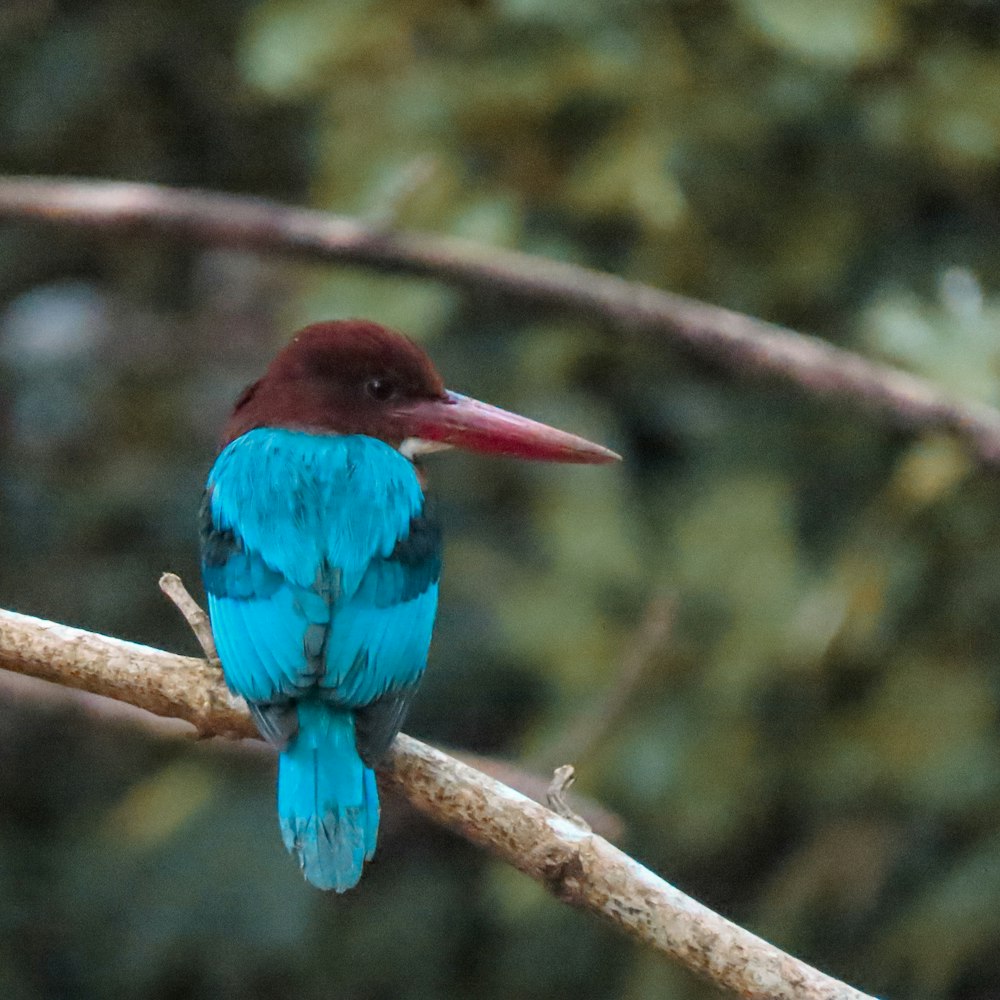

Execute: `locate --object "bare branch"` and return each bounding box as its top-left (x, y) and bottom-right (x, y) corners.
top-left (449, 751), bottom-right (622, 843)
top-left (1, 175), bottom-right (999, 464)
top-left (0, 663), bottom-right (623, 838)
top-left (0, 606), bottom-right (251, 737)
top-left (0, 665), bottom-right (199, 739)
top-left (0, 604), bottom-right (871, 1000)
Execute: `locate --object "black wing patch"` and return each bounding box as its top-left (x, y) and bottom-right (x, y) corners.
top-left (199, 489), bottom-right (285, 600)
top-left (249, 701), bottom-right (299, 750)
top-left (354, 500), bottom-right (442, 608)
top-left (201, 489), bottom-right (439, 760)
top-left (352, 500), bottom-right (442, 762)
top-left (354, 686), bottom-right (420, 766)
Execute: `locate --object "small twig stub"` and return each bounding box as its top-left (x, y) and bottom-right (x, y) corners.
top-left (159, 571), bottom-right (221, 668)
top-left (547, 765), bottom-right (592, 832)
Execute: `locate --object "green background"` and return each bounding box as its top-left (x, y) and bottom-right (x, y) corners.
top-left (3, 1), bottom-right (1000, 997)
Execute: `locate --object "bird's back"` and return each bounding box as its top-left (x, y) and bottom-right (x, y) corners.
top-left (200, 428), bottom-right (441, 890)
top-left (201, 427), bottom-right (440, 714)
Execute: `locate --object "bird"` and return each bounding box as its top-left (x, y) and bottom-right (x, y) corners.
top-left (199, 319), bottom-right (619, 891)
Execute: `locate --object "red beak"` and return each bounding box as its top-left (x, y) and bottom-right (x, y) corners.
top-left (396, 391), bottom-right (620, 464)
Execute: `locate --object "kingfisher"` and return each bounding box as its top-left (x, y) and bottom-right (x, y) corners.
top-left (200, 320), bottom-right (618, 891)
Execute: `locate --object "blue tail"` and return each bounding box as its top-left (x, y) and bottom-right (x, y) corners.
top-left (277, 701), bottom-right (379, 892)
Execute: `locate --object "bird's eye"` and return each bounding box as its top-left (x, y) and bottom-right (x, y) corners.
top-left (365, 377), bottom-right (396, 401)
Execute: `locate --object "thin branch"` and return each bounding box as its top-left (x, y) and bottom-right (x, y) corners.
top-left (1, 175), bottom-right (1000, 464)
top-left (159, 571), bottom-right (220, 667)
top-left (546, 764), bottom-right (592, 831)
top-left (538, 596), bottom-right (677, 770)
top-left (0, 605), bottom-right (871, 1000)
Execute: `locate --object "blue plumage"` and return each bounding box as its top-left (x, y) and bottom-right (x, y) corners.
top-left (197, 319), bottom-right (614, 890)
top-left (200, 428), bottom-right (441, 891)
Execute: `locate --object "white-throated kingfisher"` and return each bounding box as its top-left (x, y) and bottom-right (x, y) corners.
top-left (200, 320), bottom-right (618, 891)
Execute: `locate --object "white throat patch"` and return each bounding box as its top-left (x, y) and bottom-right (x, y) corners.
top-left (399, 437), bottom-right (454, 460)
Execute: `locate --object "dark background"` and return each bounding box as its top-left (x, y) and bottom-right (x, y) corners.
top-left (3, 1), bottom-right (1000, 997)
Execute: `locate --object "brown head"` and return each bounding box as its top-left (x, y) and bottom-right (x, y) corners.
top-left (223, 319), bottom-right (620, 464)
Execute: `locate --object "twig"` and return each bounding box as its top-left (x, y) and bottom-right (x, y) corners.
top-left (0, 604), bottom-right (872, 1000)
top-left (159, 571), bottom-right (220, 667)
top-left (546, 764), bottom-right (591, 831)
top-left (1, 176), bottom-right (1000, 464)
top-left (538, 597), bottom-right (676, 770)
top-left (365, 155), bottom-right (440, 231)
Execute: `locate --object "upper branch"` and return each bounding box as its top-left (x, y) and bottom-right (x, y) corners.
top-left (0, 605), bottom-right (872, 1000)
top-left (2, 176), bottom-right (1000, 465)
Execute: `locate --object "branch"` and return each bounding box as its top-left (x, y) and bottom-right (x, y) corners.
top-left (537, 596), bottom-right (676, 770)
top-left (2, 175), bottom-right (1000, 464)
top-left (0, 606), bottom-right (251, 737)
top-left (154, 571), bottom-right (622, 832)
top-left (0, 664), bottom-right (623, 840)
top-left (0, 605), bottom-right (871, 1000)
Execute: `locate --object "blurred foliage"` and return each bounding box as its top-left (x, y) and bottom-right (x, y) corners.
top-left (3, 1), bottom-right (1000, 998)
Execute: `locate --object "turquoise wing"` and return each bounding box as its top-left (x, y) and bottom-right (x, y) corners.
top-left (200, 429), bottom-right (441, 750)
